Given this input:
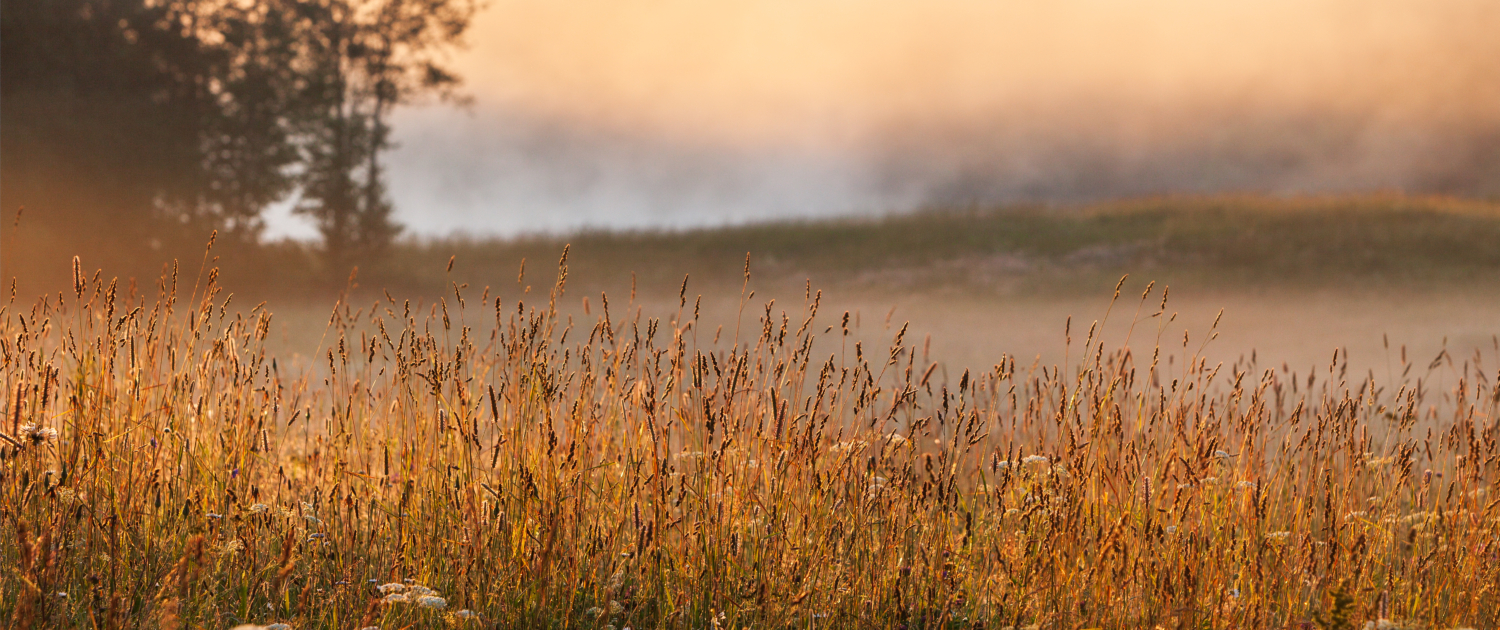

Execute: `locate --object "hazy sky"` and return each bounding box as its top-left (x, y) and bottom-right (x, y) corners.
top-left (266, 0), bottom-right (1500, 238)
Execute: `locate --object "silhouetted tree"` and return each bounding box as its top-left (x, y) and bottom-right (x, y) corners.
top-left (1, 0), bottom-right (478, 281)
top-left (291, 0), bottom-right (479, 271)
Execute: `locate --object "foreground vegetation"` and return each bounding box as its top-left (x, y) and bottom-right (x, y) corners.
top-left (2, 251), bottom-right (1497, 629)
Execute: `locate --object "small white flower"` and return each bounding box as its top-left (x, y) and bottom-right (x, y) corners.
top-left (249, 503), bottom-right (269, 513)
top-left (1213, 450), bottom-right (1233, 459)
top-left (377, 583), bottom-right (406, 595)
top-left (18, 424), bottom-right (58, 444)
top-left (382, 593), bottom-right (410, 604)
top-left (453, 609), bottom-right (479, 620)
top-left (1164, 525), bottom-right (1178, 534)
top-left (995, 460), bottom-right (1011, 469)
top-left (416, 595), bottom-right (447, 609)
top-left (408, 585), bottom-right (437, 597)
top-left (1238, 481), bottom-right (1258, 490)
top-left (1265, 531), bottom-right (1291, 541)
top-left (609, 600), bottom-right (624, 615)
top-left (1344, 511), bottom-right (1367, 520)
top-left (1022, 455), bottom-right (1049, 465)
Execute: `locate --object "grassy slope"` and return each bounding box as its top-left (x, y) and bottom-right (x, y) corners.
top-left (22, 194), bottom-right (1500, 302)
top-left (372, 194), bottom-right (1500, 299)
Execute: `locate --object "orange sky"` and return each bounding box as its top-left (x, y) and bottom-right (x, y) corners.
top-left (295, 0), bottom-right (1500, 237)
top-left (452, 0), bottom-right (1500, 147)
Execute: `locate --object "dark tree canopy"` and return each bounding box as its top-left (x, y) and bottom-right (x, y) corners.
top-left (1, 0), bottom-right (479, 282)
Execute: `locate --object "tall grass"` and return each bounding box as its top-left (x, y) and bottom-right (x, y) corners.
top-left (2, 249), bottom-right (1497, 629)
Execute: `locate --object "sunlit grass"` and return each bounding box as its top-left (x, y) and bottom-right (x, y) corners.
top-left (1, 251), bottom-right (1496, 629)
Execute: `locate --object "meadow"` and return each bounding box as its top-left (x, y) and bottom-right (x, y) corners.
top-left (2, 196), bottom-right (1499, 628)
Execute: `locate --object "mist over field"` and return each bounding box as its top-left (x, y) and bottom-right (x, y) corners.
top-left (308, 0), bottom-right (1500, 238)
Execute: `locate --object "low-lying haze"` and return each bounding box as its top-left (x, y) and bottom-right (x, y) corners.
top-left (269, 0), bottom-right (1500, 238)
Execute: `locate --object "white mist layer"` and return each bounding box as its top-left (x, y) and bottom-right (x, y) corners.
top-left (264, 0), bottom-right (1500, 239)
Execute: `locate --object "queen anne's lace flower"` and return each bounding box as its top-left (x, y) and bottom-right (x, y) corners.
top-left (18, 424), bottom-right (58, 444)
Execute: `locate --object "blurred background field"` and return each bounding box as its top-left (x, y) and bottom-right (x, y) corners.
top-left (12, 193), bottom-right (1486, 407)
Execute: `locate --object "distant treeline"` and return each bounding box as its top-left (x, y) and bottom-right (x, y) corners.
top-left (1, 0), bottom-right (478, 290)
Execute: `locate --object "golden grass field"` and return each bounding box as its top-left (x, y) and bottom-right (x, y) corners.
top-left (2, 237), bottom-right (1497, 630)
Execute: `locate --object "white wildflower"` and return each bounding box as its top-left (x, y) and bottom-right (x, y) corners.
top-left (452, 609), bottom-right (479, 621)
top-left (1237, 481), bottom-right (1258, 491)
top-left (1201, 476), bottom-right (1218, 484)
top-left (609, 600), bottom-right (624, 615)
top-left (382, 593), bottom-right (410, 604)
top-left (377, 583), bottom-right (407, 595)
top-left (1164, 526), bottom-right (1178, 534)
top-left (1021, 455), bottom-right (1048, 466)
top-left (415, 595), bottom-right (447, 609)
top-left (673, 451), bottom-right (708, 461)
top-left (408, 585), bottom-right (437, 597)
top-left (249, 503), bottom-right (269, 513)
top-left (1212, 450), bottom-right (1233, 460)
top-left (1265, 531), bottom-right (1291, 541)
top-left (18, 424), bottom-right (58, 444)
